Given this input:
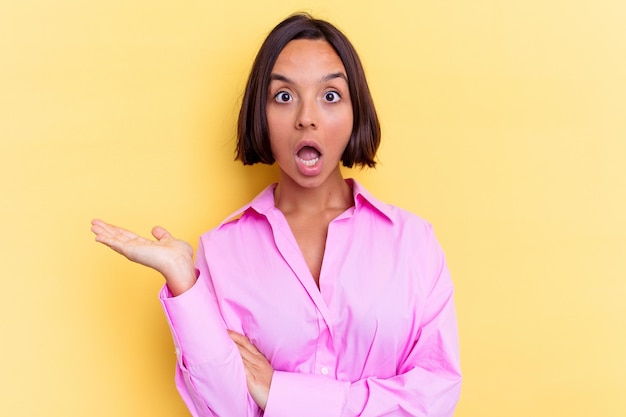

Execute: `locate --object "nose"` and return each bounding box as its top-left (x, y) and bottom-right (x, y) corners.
top-left (295, 98), bottom-right (317, 129)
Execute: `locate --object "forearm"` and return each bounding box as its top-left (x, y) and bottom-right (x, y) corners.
top-left (263, 365), bottom-right (461, 417)
top-left (265, 260), bottom-right (461, 416)
top-left (161, 278), bottom-right (260, 416)
top-left (173, 348), bottom-right (259, 417)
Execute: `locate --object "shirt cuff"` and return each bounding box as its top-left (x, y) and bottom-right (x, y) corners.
top-left (264, 370), bottom-right (349, 417)
top-left (159, 274), bottom-right (231, 367)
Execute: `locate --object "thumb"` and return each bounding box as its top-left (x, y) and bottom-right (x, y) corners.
top-left (151, 226), bottom-right (172, 241)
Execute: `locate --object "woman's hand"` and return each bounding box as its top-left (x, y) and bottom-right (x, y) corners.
top-left (228, 331), bottom-right (274, 411)
top-left (90, 219), bottom-right (196, 295)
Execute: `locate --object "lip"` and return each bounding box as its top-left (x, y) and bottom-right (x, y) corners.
top-left (294, 139), bottom-right (323, 156)
top-left (294, 139), bottom-right (323, 176)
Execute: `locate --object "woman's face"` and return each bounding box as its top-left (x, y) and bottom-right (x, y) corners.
top-left (266, 39), bottom-right (353, 189)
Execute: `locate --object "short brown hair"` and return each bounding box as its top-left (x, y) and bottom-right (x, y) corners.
top-left (236, 13), bottom-right (381, 168)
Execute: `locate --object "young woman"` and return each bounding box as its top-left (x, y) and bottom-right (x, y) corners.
top-left (91, 13), bottom-right (461, 417)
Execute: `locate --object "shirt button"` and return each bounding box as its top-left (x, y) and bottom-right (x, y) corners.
top-left (321, 367), bottom-right (329, 375)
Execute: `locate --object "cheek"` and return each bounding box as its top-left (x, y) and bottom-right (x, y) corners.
top-left (329, 111), bottom-right (354, 141)
top-left (267, 107), bottom-right (291, 128)
top-left (267, 117), bottom-right (289, 156)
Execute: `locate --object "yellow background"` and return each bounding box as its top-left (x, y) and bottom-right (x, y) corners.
top-left (1, 0), bottom-right (624, 416)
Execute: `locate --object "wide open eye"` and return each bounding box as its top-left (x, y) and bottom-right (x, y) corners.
top-left (323, 91), bottom-right (341, 103)
top-left (274, 91), bottom-right (292, 103)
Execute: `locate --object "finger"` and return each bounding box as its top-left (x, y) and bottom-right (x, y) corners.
top-left (91, 219), bottom-right (114, 237)
top-left (228, 330), bottom-right (251, 349)
top-left (151, 226), bottom-right (172, 241)
top-left (234, 345), bottom-right (264, 373)
top-left (91, 219), bottom-right (138, 241)
top-left (91, 223), bottom-right (121, 246)
top-left (91, 223), bottom-right (120, 242)
top-left (91, 220), bottom-right (147, 256)
top-left (91, 218), bottom-right (106, 228)
top-left (228, 331), bottom-right (262, 356)
top-left (94, 236), bottom-right (127, 254)
top-left (228, 337), bottom-right (253, 367)
top-left (92, 227), bottom-right (135, 252)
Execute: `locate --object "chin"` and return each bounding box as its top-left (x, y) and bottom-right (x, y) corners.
top-left (294, 176), bottom-right (325, 189)
top-left (280, 164), bottom-right (343, 190)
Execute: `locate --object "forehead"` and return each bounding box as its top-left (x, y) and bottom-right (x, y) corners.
top-left (271, 39), bottom-right (346, 75)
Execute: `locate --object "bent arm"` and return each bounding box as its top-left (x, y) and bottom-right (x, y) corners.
top-left (264, 250), bottom-right (461, 417)
top-left (160, 239), bottom-right (261, 417)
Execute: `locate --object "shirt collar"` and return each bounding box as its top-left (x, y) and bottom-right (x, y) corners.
top-left (218, 178), bottom-right (393, 228)
top-left (347, 178), bottom-right (394, 223)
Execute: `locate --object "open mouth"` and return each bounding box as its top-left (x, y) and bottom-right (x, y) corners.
top-left (296, 145), bottom-right (321, 167)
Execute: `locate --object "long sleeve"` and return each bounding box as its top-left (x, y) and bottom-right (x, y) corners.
top-left (158, 181), bottom-right (461, 417)
top-left (263, 245), bottom-right (461, 417)
top-left (160, 239), bottom-right (261, 417)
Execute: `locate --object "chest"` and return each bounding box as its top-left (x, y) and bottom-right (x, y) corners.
top-left (285, 216), bottom-right (328, 285)
top-left (207, 219), bottom-right (426, 376)
top-left (223, 248), bottom-right (421, 379)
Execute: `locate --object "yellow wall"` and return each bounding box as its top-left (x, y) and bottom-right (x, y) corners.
top-left (2, 1), bottom-right (624, 416)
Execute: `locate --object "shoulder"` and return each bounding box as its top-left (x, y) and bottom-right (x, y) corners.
top-left (200, 183), bottom-right (277, 239)
top-left (351, 178), bottom-right (434, 236)
top-left (375, 203), bottom-right (438, 247)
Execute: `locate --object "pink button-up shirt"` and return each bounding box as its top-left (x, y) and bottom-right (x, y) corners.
top-left (160, 179), bottom-right (461, 417)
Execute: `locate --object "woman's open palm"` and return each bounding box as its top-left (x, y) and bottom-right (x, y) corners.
top-left (91, 219), bottom-right (196, 295)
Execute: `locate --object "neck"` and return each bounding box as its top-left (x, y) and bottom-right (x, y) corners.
top-left (274, 168), bottom-right (353, 215)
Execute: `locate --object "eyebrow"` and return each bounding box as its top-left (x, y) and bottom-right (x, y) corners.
top-left (269, 72), bottom-right (348, 84)
top-left (323, 72), bottom-right (348, 83)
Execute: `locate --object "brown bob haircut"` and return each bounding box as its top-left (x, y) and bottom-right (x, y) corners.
top-left (236, 13), bottom-right (381, 168)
